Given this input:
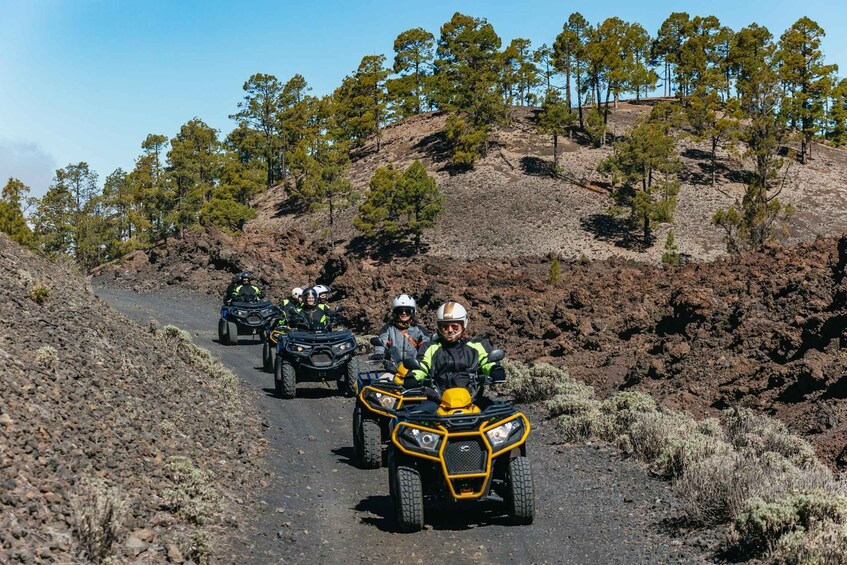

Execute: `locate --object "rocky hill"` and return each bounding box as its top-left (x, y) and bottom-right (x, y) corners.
top-left (249, 104), bottom-right (847, 263)
top-left (0, 233), bottom-right (263, 563)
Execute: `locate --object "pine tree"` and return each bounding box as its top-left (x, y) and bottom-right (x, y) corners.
top-left (354, 161), bottom-right (442, 253)
top-left (685, 88), bottom-right (742, 185)
top-left (598, 116), bottom-right (681, 243)
top-left (434, 12), bottom-right (505, 167)
top-left (165, 118), bottom-right (222, 236)
top-left (389, 28), bottom-right (435, 117)
top-left (0, 178), bottom-right (35, 247)
top-left (536, 89), bottom-right (575, 172)
top-left (229, 73), bottom-right (283, 187)
top-left (335, 55), bottom-right (389, 150)
top-left (776, 17), bottom-right (837, 163)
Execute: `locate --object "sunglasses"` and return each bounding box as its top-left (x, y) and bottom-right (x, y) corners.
top-left (396, 308), bottom-right (413, 315)
top-left (438, 322), bottom-right (463, 332)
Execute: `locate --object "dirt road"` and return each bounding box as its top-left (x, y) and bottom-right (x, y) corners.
top-left (96, 287), bottom-right (709, 564)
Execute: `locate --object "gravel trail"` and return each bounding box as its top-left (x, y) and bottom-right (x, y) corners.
top-left (96, 287), bottom-right (710, 564)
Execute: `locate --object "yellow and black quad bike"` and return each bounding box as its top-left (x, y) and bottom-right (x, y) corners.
top-left (262, 320), bottom-right (290, 373)
top-left (353, 359), bottom-right (428, 469)
top-left (386, 353), bottom-right (534, 532)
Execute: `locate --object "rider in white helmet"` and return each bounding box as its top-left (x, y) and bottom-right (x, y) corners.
top-left (313, 284), bottom-right (331, 311)
top-left (409, 301), bottom-right (506, 400)
top-left (374, 294), bottom-right (428, 362)
top-left (276, 287), bottom-right (304, 326)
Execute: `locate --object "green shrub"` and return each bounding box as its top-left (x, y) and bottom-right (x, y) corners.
top-left (548, 259), bottom-right (561, 284)
top-left (162, 456), bottom-right (219, 525)
top-left (502, 360), bottom-right (577, 402)
top-left (28, 282), bottom-right (50, 304)
top-left (723, 407), bottom-right (819, 469)
top-left (731, 493), bottom-right (847, 557)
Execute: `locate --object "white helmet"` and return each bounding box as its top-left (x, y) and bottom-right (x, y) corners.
top-left (436, 301), bottom-right (468, 341)
top-left (392, 294), bottom-right (416, 314)
top-left (291, 287), bottom-right (303, 299)
top-left (313, 284), bottom-right (330, 302)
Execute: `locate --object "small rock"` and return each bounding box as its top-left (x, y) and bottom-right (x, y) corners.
top-left (167, 543), bottom-right (184, 563)
top-left (125, 536), bottom-right (148, 556)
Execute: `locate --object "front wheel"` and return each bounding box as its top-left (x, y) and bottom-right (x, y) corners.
top-left (359, 417), bottom-right (382, 469)
top-left (394, 464), bottom-right (424, 533)
top-left (226, 321), bottom-right (239, 346)
top-left (262, 342), bottom-right (273, 373)
top-left (274, 357), bottom-right (297, 399)
top-left (217, 318), bottom-right (227, 344)
top-left (506, 456), bottom-right (535, 525)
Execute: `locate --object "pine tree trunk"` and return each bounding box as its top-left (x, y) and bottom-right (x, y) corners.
top-left (553, 133), bottom-right (559, 174)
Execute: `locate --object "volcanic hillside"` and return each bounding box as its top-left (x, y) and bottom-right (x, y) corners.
top-left (0, 233), bottom-right (263, 563)
top-left (102, 225), bottom-right (847, 469)
top-left (250, 104), bottom-right (847, 263)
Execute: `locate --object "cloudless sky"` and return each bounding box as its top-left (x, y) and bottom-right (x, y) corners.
top-left (1, 0), bottom-right (846, 197)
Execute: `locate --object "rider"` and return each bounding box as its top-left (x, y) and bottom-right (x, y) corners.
top-left (374, 294), bottom-right (428, 363)
top-left (275, 287), bottom-right (303, 327)
top-left (226, 272), bottom-right (264, 303)
top-left (313, 284), bottom-right (332, 311)
top-left (293, 287), bottom-right (330, 331)
top-left (408, 301), bottom-right (506, 408)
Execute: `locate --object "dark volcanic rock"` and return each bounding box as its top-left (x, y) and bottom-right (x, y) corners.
top-left (1, 234), bottom-right (263, 562)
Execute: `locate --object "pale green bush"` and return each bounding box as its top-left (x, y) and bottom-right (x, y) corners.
top-left (162, 456), bottom-right (219, 525)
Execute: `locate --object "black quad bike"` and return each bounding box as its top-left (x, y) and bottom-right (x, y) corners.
top-left (352, 337), bottom-right (427, 469)
top-left (386, 351), bottom-right (535, 532)
top-left (262, 320), bottom-right (290, 373)
top-left (272, 307), bottom-right (359, 398)
top-left (218, 300), bottom-right (279, 346)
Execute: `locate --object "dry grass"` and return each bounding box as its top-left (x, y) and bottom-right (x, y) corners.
top-left (509, 358), bottom-right (847, 560)
top-left (162, 456), bottom-right (219, 525)
top-left (70, 475), bottom-right (126, 563)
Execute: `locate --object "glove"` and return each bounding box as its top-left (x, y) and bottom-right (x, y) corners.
top-left (403, 376), bottom-right (419, 390)
top-left (489, 365), bottom-right (507, 383)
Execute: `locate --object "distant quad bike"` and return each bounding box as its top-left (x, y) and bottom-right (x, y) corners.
top-left (218, 300), bottom-right (279, 346)
top-left (262, 321), bottom-right (290, 373)
top-left (273, 307), bottom-right (359, 399)
top-left (352, 337), bottom-right (427, 469)
top-left (386, 350), bottom-right (535, 532)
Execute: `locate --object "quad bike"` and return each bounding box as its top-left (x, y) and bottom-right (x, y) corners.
top-left (386, 350), bottom-right (534, 532)
top-left (262, 319), bottom-right (290, 373)
top-left (352, 337), bottom-right (428, 469)
top-left (272, 306), bottom-right (359, 398)
top-left (218, 300), bottom-right (279, 346)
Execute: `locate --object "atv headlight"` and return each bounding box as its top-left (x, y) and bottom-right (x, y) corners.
top-left (399, 426), bottom-right (442, 454)
top-left (485, 419), bottom-right (524, 449)
top-left (234, 309), bottom-right (247, 317)
top-left (260, 307), bottom-right (275, 317)
top-left (287, 342), bottom-right (311, 353)
top-left (372, 392), bottom-right (397, 411)
top-left (333, 340), bottom-right (356, 353)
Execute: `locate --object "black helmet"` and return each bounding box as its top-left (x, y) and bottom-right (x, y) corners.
top-left (302, 287), bottom-right (318, 307)
top-left (239, 271), bottom-right (253, 281)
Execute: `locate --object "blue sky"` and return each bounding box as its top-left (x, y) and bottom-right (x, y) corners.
top-left (1, 0), bottom-right (846, 197)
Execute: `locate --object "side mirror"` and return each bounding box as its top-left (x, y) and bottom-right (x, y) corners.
top-left (335, 305), bottom-right (347, 313)
top-left (384, 361), bottom-right (398, 374)
top-left (488, 349), bottom-right (505, 363)
top-left (402, 357), bottom-right (422, 372)
top-left (370, 336), bottom-right (385, 347)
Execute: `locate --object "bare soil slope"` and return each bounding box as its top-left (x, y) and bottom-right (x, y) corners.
top-left (0, 234), bottom-right (263, 563)
top-left (250, 104), bottom-right (847, 263)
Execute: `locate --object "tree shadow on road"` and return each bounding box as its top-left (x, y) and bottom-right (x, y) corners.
top-left (331, 446), bottom-right (358, 468)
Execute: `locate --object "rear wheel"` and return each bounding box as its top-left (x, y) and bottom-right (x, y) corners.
top-left (360, 418), bottom-right (382, 469)
top-left (338, 357), bottom-right (359, 397)
top-left (226, 321), bottom-right (238, 346)
top-left (506, 456), bottom-right (535, 525)
top-left (217, 318), bottom-right (227, 344)
top-left (262, 342), bottom-right (273, 373)
top-left (395, 464), bottom-right (424, 533)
